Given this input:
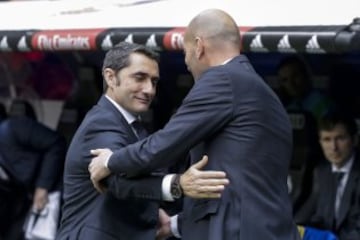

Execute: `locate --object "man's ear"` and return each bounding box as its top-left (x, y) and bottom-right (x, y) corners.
top-left (103, 68), bottom-right (116, 89)
top-left (194, 36), bottom-right (204, 60)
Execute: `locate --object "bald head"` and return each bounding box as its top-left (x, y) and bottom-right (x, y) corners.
top-left (185, 9), bottom-right (241, 51)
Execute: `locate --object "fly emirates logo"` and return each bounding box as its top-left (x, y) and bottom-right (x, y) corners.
top-left (36, 34), bottom-right (91, 50)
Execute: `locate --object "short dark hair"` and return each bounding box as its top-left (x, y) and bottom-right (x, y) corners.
top-left (318, 110), bottom-right (357, 137)
top-left (102, 42), bottom-right (159, 91)
top-left (277, 55), bottom-right (311, 81)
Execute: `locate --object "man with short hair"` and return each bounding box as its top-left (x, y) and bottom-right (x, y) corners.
top-left (305, 111), bottom-right (360, 240)
top-left (89, 9), bottom-right (300, 240)
top-left (56, 42), bottom-right (228, 240)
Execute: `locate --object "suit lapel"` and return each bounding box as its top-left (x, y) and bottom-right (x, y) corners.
top-left (97, 95), bottom-right (138, 142)
top-left (323, 167), bottom-right (336, 227)
top-left (336, 155), bottom-right (360, 228)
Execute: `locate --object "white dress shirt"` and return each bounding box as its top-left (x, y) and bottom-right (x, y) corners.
top-left (331, 153), bottom-right (354, 219)
top-left (104, 95), bottom-right (176, 201)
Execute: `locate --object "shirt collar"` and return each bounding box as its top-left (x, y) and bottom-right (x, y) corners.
top-left (222, 57), bottom-right (234, 65)
top-left (332, 152), bottom-right (355, 174)
top-left (105, 94), bottom-right (137, 125)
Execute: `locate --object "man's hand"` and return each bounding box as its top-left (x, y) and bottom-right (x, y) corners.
top-left (180, 155), bottom-right (229, 198)
top-left (89, 148), bottom-right (113, 193)
top-left (156, 208), bottom-right (172, 240)
top-left (33, 187), bottom-right (48, 211)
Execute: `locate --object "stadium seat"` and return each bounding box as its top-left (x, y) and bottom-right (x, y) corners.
top-left (298, 225), bottom-right (338, 240)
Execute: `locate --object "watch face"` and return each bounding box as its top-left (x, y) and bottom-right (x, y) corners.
top-left (171, 175), bottom-right (182, 199)
top-left (171, 186), bottom-right (182, 198)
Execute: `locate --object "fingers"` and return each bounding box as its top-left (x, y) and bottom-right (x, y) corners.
top-left (192, 185), bottom-right (226, 193)
top-left (90, 148), bottom-right (108, 156)
top-left (181, 161), bottom-right (230, 199)
top-left (187, 179), bottom-right (228, 197)
top-left (191, 155), bottom-right (208, 170)
top-left (89, 165), bottom-right (106, 193)
top-left (88, 156), bottom-right (98, 171)
top-left (193, 178), bottom-right (229, 186)
top-left (88, 149), bottom-right (112, 194)
top-left (88, 160), bottom-right (94, 171)
top-left (190, 192), bottom-right (223, 199)
top-left (191, 155), bottom-right (227, 178)
top-left (196, 170), bottom-right (227, 179)
top-left (94, 183), bottom-right (104, 193)
top-left (91, 177), bottom-right (106, 193)
top-left (89, 163), bottom-right (106, 193)
top-left (184, 185), bottom-right (225, 199)
top-left (90, 149), bottom-right (100, 156)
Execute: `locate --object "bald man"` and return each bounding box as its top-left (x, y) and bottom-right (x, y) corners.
top-left (89, 9), bottom-right (300, 240)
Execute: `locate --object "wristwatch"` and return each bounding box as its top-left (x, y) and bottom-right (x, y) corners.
top-left (170, 174), bottom-right (183, 199)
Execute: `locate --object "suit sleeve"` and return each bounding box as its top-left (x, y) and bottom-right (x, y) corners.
top-left (84, 120), bottom-right (164, 201)
top-left (106, 174), bottom-right (163, 201)
top-left (108, 69), bottom-right (234, 175)
top-left (10, 118), bottom-right (66, 190)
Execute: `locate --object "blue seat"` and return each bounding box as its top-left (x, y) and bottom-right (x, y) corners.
top-left (298, 225), bottom-right (338, 240)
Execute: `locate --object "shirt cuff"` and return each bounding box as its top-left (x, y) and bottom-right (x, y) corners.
top-left (170, 215), bottom-right (181, 238)
top-left (162, 174), bottom-right (176, 201)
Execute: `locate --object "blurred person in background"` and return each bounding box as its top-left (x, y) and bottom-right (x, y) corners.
top-left (300, 110), bottom-right (360, 240)
top-left (277, 55), bottom-right (334, 124)
top-left (0, 99), bottom-right (66, 240)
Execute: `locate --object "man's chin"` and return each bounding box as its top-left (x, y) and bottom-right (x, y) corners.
top-left (331, 158), bottom-right (344, 165)
top-left (134, 105), bottom-right (150, 113)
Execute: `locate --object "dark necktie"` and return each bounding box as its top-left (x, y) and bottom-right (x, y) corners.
top-left (132, 120), bottom-right (148, 140)
top-left (132, 120), bottom-right (167, 174)
top-left (334, 172), bottom-right (345, 188)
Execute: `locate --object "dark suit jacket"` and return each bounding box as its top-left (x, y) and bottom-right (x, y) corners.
top-left (56, 96), bottom-right (164, 240)
top-left (107, 55), bottom-right (300, 240)
top-left (0, 116), bottom-right (66, 191)
top-left (309, 152), bottom-right (360, 240)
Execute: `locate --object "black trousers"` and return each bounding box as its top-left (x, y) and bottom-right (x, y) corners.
top-left (0, 179), bottom-right (30, 240)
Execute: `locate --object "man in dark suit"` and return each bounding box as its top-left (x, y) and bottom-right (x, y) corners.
top-left (0, 100), bottom-right (66, 240)
top-left (303, 111), bottom-right (360, 240)
top-left (89, 9), bottom-right (300, 240)
top-left (56, 42), bottom-right (228, 240)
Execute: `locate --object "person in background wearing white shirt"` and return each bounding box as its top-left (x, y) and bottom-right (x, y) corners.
top-left (303, 110), bottom-right (360, 240)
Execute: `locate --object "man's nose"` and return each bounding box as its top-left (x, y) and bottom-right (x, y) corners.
top-left (329, 140), bottom-right (338, 150)
top-left (142, 79), bottom-right (156, 94)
